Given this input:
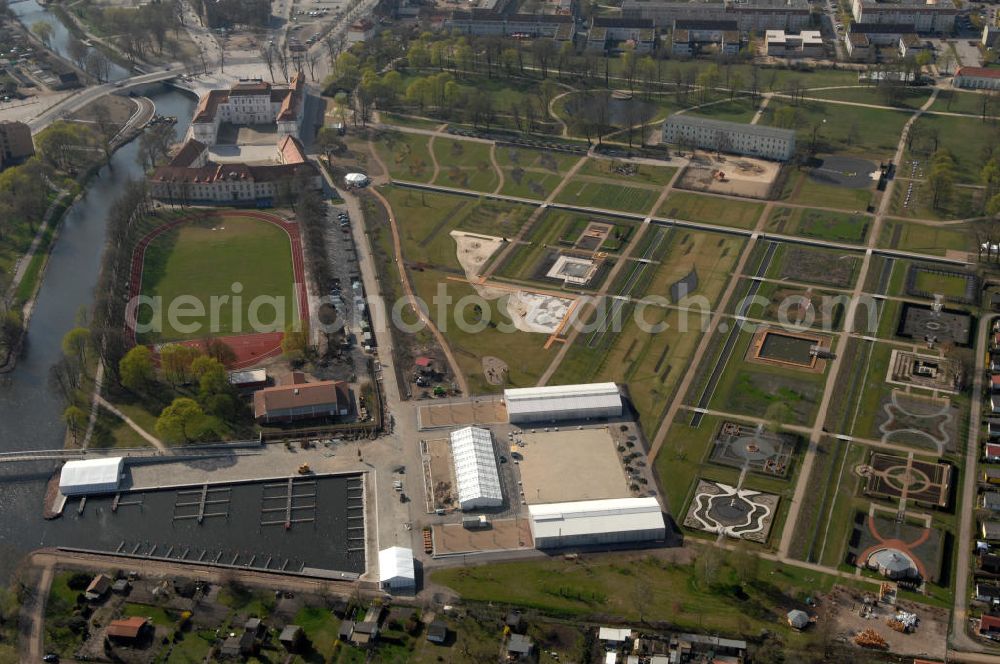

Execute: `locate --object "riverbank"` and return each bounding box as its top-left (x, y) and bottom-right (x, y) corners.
top-left (0, 95), bottom-right (156, 374)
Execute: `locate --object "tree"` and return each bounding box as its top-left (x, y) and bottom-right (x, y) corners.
top-left (31, 21), bottom-right (53, 48)
top-left (66, 37), bottom-right (88, 68)
top-left (61, 327), bottom-right (91, 373)
top-left (119, 345), bottom-right (155, 392)
top-left (315, 128), bottom-right (347, 165)
top-left (63, 405), bottom-right (88, 444)
top-left (281, 321), bottom-right (309, 362)
top-left (160, 344), bottom-right (201, 386)
top-left (928, 149), bottom-right (956, 211)
top-left (155, 397), bottom-right (210, 444)
top-left (137, 123), bottom-right (175, 171)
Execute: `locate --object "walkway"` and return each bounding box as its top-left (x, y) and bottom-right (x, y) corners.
top-left (778, 88), bottom-right (940, 559)
top-left (96, 395), bottom-right (166, 451)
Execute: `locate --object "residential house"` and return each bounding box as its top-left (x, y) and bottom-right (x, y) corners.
top-left (85, 574), bottom-right (112, 601)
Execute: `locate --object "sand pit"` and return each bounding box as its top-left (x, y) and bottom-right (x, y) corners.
top-left (451, 231), bottom-right (504, 279)
top-left (483, 356), bottom-right (509, 385)
top-left (451, 232), bottom-right (575, 335)
top-left (679, 152), bottom-right (781, 198)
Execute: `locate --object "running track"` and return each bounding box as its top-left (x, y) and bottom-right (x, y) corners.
top-left (127, 210), bottom-right (309, 370)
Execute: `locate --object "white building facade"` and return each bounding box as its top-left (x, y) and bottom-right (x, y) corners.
top-left (662, 115), bottom-right (796, 160)
top-left (504, 383), bottom-right (623, 423)
top-left (528, 497), bottom-right (666, 548)
top-left (59, 457), bottom-right (125, 496)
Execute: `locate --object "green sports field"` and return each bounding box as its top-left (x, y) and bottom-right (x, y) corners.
top-left (136, 215), bottom-right (297, 343)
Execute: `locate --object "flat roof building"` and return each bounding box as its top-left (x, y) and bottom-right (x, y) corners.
top-left (851, 0), bottom-right (956, 33)
top-left (59, 457), bottom-right (124, 496)
top-left (504, 382), bottom-right (623, 423)
top-left (378, 546), bottom-right (416, 593)
top-left (528, 497), bottom-right (666, 548)
top-left (765, 30), bottom-right (823, 57)
top-left (622, 0), bottom-right (811, 32)
top-left (0, 120), bottom-right (34, 169)
top-left (662, 115), bottom-right (796, 161)
top-left (450, 426), bottom-right (503, 511)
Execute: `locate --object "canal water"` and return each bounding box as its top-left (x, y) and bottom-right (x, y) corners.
top-left (0, 78), bottom-right (195, 576)
top-left (11, 0), bottom-right (131, 82)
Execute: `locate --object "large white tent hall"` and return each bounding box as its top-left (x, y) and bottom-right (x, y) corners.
top-left (450, 426), bottom-right (503, 511)
top-left (504, 382), bottom-right (623, 423)
top-left (59, 457), bottom-right (125, 496)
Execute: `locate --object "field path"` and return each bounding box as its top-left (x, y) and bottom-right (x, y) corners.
top-left (427, 123), bottom-right (448, 183)
top-left (777, 88), bottom-right (940, 560)
top-left (97, 395), bottom-right (167, 451)
top-left (480, 154), bottom-right (590, 281)
top-left (367, 186), bottom-right (469, 395)
top-left (490, 143), bottom-right (505, 195)
top-left (537, 166), bottom-right (684, 386)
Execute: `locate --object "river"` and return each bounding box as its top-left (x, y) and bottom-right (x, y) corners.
top-left (0, 71), bottom-right (195, 574)
top-left (11, 0), bottom-right (131, 81)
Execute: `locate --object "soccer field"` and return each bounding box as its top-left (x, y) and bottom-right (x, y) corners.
top-left (136, 214), bottom-right (298, 343)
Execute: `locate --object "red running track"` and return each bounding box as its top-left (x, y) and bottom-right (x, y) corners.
top-left (127, 209), bottom-right (309, 370)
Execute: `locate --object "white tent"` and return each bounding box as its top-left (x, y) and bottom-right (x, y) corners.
top-left (344, 172), bottom-right (369, 187)
top-left (378, 546), bottom-right (415, 593)
top-left (59, 457), bottom-right (124, 496)
top-left (450, 426), bottom-right (503, 510)
top-left (504, 382), bottom-right (623, 423)
top-left (528, 497), bottom-right (665, 548)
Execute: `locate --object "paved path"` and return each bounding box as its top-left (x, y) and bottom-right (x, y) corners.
top-left (537, 166), bottom-right (683, 386)
top-left (96, 394), bottom-right (166, 451)
top-left (777, 88), bottom-right (940, 559)
top-left (952, 312), bottom-right (998, 653)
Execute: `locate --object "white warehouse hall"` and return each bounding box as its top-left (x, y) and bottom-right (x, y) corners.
top-left (504, 382), bottom-right (623, 423)
top-left (450, 426), bottom-right (503, 510)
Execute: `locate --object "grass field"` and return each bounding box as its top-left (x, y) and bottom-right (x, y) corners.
top-left (381, 186), bottom-right (536, 272)
top-left (888, 176), bottom-right (982, 221)
top-left (913, 270), bottom-right (970, 299)
top-left (552, 228), bottom-right (745, 435)
top-left (578, 157), bottom-right (678, 187)
top-left (905, 113), bottom-right (993, 184)
top-left (431, 551), bottom-right (849, 641)
top-left (878, 219), bottom-right (975, 257)
top-left (806, 86), bottom-right (933, 110)
top-left (554, 178), bottom-right (660, 214)
top-left (136, 215), bottom-right (297, 344)
top-left (780, 170), bottom-right (874, 212)
top-left (685, 97), bottom-right (759, 124)
top-left (930, 89), bottom-right (999, 116)
top-left (432, 138), bottom-right (499, 192)
top-left (496, 145), bottom-right (580, 199)
top-left (372, 130), bottom-right (434, 182)
top-left (765, 207), bottom-right (870, 243)
top-left (761, 99), bottom-right (909, 157)
top-left (658, 191), bottom-right (764, 229)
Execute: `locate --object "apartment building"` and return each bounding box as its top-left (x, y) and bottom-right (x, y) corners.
top-left (764, 30), bottom-right (824, 57)
top-left (662, 115), bottom-right (796, 160)
top-left (443, 11), bottom-right (576, 40)
top-left (671, 19), bottom-right (743, 56)
top-left (622, 0), bottom-right (811, 32)
top-left (851, 0), bottom-right (957, 34)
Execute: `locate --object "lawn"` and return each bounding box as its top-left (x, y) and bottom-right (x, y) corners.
top-left (760, 99), bottom-right (910, 157)
top-left (913, 270), bottom-right (971, 299)
top-left (780, 169), bottom-right (874, 212)
top-left (431, 552), bottom-right (847, 641)
top-left (888, 176), bottom-right (982, 221)
top-left (577, 157), bottom-right (678, 187)
top-left (905, 113), bottom-right (996, 184)
top-left (878, 220), bottom-right (976, 257)
top-left (411, 268), bottom-right (558, 394)
top-left (658, 191), bottom-right (764, 229)
top-left (685, 97), bottom-right (759, 124)
top-left (496, 145), bottom-right (581, 200)
top-left (136, 215), bottom-right (297, 343)
top-left (381, 186), bottom-right (536, 272)
top-left (765, 206), bottom-right (870, 243)
top-left (806, 86), bottom-right (933, 110)
top-left (432, 138), bottom-right (500, 193)
top-left (371, 129), bottom-right (434, 182)
top-left (554, 178), bottom-right (660, 214)
top-left (552, 228), bottom-right (745, 435)
top-left (931, 89), bottom-right (999, 116)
